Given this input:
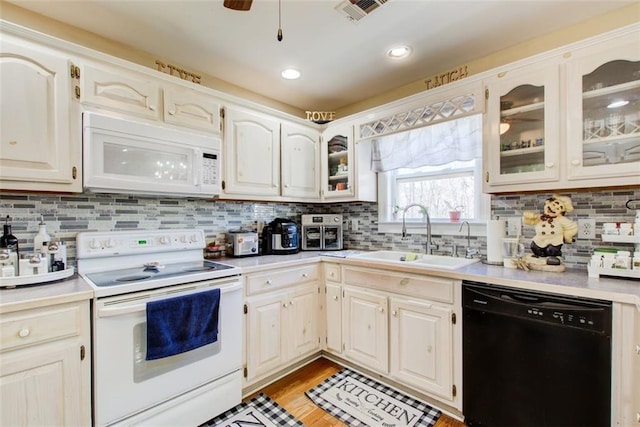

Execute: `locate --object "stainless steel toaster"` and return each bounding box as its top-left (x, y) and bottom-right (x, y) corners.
top-left (227, 231), bottom-right (259, 257)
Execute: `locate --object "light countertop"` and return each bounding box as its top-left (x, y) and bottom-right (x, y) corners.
top-left (219, 251), bottom-right (640, 306)
top-left (2, 250), bottom-right (639, 313)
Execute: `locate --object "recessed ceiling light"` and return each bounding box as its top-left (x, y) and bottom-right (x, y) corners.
top-left (387, 46), bottom-right (411, 59)
top-left (607, 100), bottom-right (629, 109)
top-left (281, 68), bottom-right (301, 80)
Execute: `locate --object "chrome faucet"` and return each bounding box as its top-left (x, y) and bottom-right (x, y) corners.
top-left (401, 203), bottom-right (436, 254)
top-left (459, 220), bottom-right (479, 259)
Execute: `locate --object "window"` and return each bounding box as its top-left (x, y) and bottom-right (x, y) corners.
top-left (375, 114), bottom-right (489, 230)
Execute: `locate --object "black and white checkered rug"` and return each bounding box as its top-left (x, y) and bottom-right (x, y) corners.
top-left (203, 393), bottom-right (304, 426)
top-left (305, 368), bottom-right (442, 427)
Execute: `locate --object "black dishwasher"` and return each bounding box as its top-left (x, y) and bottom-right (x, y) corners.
top-left (462, 281), bottom-right (611, 427)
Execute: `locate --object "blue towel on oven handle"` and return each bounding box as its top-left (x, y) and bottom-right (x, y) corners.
top-left (146, 288), bottom-right (221, 361)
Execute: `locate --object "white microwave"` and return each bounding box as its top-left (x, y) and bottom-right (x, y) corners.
top-left (83, 112), bottom-right (220, 198)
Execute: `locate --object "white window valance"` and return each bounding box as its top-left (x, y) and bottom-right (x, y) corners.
top-left (371, 114), bottom-right (482, 172)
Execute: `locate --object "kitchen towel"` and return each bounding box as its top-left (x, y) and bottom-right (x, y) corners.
top-left (486, 219), bottom-right (507, 264)
top-left (146, 288), bottom-right (220, 360)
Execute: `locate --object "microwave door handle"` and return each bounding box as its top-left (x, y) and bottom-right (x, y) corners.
top-left (193, 149), bottom-right (201, 186)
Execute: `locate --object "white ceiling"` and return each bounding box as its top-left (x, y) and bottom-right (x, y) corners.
top-left (6, 0), bottom-right (634, 112)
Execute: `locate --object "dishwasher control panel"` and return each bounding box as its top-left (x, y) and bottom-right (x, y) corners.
top-left (463, 281), bottom-right (612, 334)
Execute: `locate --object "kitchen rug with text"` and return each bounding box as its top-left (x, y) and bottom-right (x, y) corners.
top-left (305, 368), bottom-right (442, 427)
top-left (203, 393), bottom-right (304, 427)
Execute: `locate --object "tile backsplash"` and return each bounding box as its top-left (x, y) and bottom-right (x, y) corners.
top-left (1, 187), bottom-right (638, 270)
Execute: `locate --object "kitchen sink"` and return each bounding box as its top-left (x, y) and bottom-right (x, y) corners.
top-left (350, 250), bottom-right (480, 270)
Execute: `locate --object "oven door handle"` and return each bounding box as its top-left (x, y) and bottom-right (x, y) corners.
top-left (96, 281), bottom-right (242, 318)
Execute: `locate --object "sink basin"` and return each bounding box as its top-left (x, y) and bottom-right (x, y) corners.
top-left (350, 250), bottom-right (480, 270)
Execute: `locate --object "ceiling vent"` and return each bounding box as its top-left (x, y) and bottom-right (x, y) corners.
top-left (335, 0), bottom-right (388, 23)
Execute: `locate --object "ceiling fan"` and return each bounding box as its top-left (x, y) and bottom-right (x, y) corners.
top-left (223, 0), bottom-right (253, 11)
top-left (224, 0), bottom-right (285, 41)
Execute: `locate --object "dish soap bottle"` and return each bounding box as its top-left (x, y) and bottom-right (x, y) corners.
top-left (33, 216), bottom-right (51, 256)
top-left (0, 215), bottom-right (20, 276)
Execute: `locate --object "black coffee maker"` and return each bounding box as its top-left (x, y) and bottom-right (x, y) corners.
top-left (262, 218), bottom-right (299, 255)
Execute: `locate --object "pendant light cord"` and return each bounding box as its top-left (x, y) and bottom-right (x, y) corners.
top-left (277, 0), bottom-right (283, 41)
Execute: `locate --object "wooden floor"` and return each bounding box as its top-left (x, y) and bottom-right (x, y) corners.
top-left (247, 357), bottom-right (466, 427)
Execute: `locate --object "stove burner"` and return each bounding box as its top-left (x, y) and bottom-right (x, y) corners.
top-left (182, 266), bottom-right (216, 272)
top-left (117, 275), bottom-right (153, 282)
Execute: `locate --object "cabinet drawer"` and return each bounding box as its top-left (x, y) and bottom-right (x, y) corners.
top-left (324, 263), bottom-right (341, 282)
top-left (246, 264), bottom-right (320, 295)
top-left (343, 266), bottom-right (456, 304)
top-left (1, 303), bottom-right (82, 352)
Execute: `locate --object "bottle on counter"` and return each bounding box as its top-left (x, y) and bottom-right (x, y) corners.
top-left (0, 215), bottom-right (19, 276)
top-left (33, 216), bottom-right (51, 256)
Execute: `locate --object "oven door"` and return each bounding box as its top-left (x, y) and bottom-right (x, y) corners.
top-left (322, 225), bottom-right (343, 250)
top-left (302, 225), bottom-right (322, 250)
top-left (93, 278), bottom-right (242, 426)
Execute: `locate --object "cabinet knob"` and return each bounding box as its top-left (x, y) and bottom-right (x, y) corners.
top-left (18, 328), bottom-right (30, 338)
top-left (332, 295), bottom-right (338, 301)
top-left (571, 159), bottom-right (581, 166)
top-left (329, 272), bottom-right (335, 277)
top-left (265, 279), bottom-right (272, 285)
top-left (400, 278), bottom-right (409, 286)
top-left (149, 105), bottom-right (156, 111)
top-left (427, 345), bottom-right (433, 353)
top-left (284, 184), bottom-right (290, 188)
top-left (168, 109), bottom-right (176, 115)
top-left (546, 162), bottom-right (555, 168)
top-left (392, 310), bottom-right (397, 317)
top-left (378, 307), bottom-right (384, 313)
top-left (636, 344), bottom-right (640, 355)
top-left (283, 303), bottom-right (288, 308)
top-left (302, 273), bottom-right (308, 278)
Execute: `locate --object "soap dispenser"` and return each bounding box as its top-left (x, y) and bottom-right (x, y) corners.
top-left (33, 216), bottom-right (51, 256)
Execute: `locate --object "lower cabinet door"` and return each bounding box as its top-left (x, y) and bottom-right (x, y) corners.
top-left (342, 287), bottom-right (388, 373)
top-left (1, 344), bottom-right (83, 426)
top-left (246, 293), bottom-right (286, 381)
top-left (325, 282), bottom-right (342, 354)
top-left (389, 297), bottom-right (454, 401)
top-left (287, 284), bottom-right (320, 360)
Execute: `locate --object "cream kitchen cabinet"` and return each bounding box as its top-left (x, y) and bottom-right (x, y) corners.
top-left (281, 122), bottom-right (320, 199)
top-left (323, 263), bottom-right (342, 354)
top-left (342, 286), bottom-right (389, 373)
top-left (322, 123), bottom-right (377, 202)
top-left (334, 265), bottom-right (461, 409)
top-left (390, 297), bottom-right (454, 402)
top-left (0, 33), bottom-right (82, 192)
top-left (0, 300), bottom-right (91, 426)
top-left (484, 29), bottom-right (640, 193)
top-left (82, 63), bottom-right (221, 133)
top-left (222, 106), bottom-right (320, 201)
top-left (244, 264), bottom-right (320, 383)
top-left (483, 61), bottom-right (561, 191)
top-left (565, 38), bottom-right (640, 185)
top-left (82, 63), bottom-right (162, 121)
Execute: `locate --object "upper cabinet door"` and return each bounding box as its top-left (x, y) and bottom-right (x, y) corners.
top-left (82, 63), bottom-right (161, 121)
top-left (164, 87), bottom-right (221, 134)
top-left (566, 40), bottom-right (640, 183)
top-left (0, 38), bottom-right (80, 191)
top-left (223, 106), bottom-right (280, 196)
top-left (484, 63), bottom-right (561, 188)
top-left (322, 124), bottom-right (356, 199)
top-left (281, 122), bottom-right (320, 199)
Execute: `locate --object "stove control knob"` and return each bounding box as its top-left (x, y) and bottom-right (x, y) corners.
top-left (179, 235), bottom-right (188, 243)
top-left (333, 216), bottom-right (341, 222)
top-left (89, 239), bottom-right (101, 250)
top-left (189, 234), bottom-right (199, 243)
top-left (159, 236), bottom-right (170, 245)
top-left (105, 239), bottom-right (116, 248)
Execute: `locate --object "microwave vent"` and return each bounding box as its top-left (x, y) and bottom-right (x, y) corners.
top-left (335, 0), bottom-right (389, 23)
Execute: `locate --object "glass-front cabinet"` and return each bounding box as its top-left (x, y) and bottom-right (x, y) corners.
top-left (484, 64), bottom-right (560, 188)
top-left (566, 40), bottom-right (640, 182)
top-left (322, 124), bottom-right (355, 199)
